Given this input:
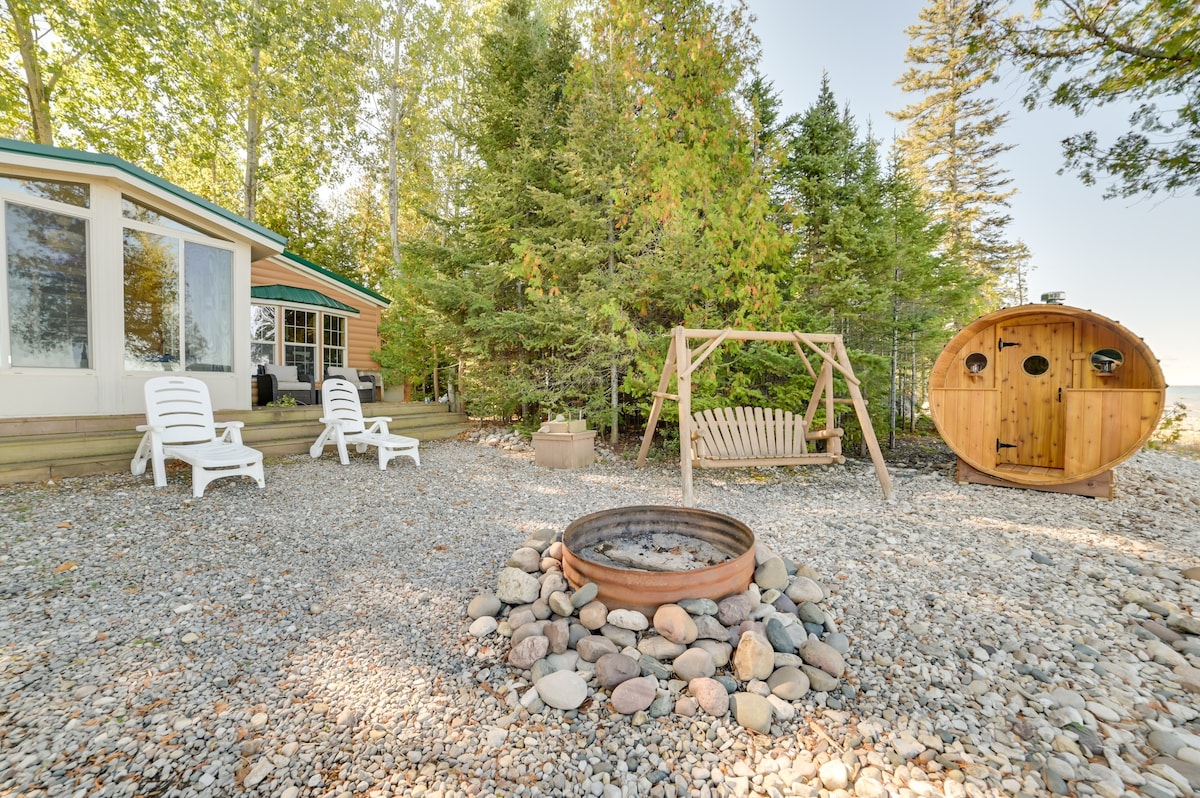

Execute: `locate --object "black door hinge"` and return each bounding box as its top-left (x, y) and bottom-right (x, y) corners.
top-left (998, 338), bottom-right (1021, 350)
top-left (996, 439), bottom-right (1017, 453)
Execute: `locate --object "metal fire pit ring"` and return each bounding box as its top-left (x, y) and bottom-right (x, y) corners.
top-left (561, 505), bottom-right (756, 617)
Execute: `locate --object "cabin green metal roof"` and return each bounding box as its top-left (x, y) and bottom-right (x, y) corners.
top-left (0, 137), bottom-right (286, 247)
top-left (251, 284), bottom-right (359, 314)
top-left (279, 251), bottom-right (390, 306)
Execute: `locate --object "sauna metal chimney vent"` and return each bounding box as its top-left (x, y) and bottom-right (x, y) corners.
top-left (1041, 291), bottom-right (1066, 304)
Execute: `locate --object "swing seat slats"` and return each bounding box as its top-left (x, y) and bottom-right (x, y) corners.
top-left (690, 407), bottom-right (843, 468)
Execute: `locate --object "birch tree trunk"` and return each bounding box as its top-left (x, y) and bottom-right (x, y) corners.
top-left (244, 41), bottom-right (262, 221)
top-left (386, 0), bottom-right (404, 269)
top-left (7, 0), bottom-right (55, 145)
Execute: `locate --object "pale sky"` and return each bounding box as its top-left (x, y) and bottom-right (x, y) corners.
top-left (749, 0), bottom-right (1200, 386)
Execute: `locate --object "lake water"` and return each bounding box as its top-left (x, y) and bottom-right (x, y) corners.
top-left (1166, 385), bottom-right (1200, 406)
top-left (1164, 385), bottom-right (1200, 443)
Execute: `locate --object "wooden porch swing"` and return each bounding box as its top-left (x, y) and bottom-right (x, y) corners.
top-left (636, 326), bottom-right (895, 506)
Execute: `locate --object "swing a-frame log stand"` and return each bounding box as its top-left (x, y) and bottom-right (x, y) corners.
top-left (636, 326), bottom-right (895, 506)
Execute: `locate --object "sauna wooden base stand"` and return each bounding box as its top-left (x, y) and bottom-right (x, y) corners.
top-left (956, 459), bottom-right (1113, 499)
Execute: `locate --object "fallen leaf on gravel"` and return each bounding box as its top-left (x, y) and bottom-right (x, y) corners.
top-left (54, 561), bottom-right (77, 573)
top-left (57, 522), bottom-right (72, 528)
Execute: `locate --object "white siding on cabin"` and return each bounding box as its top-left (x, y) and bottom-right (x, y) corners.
top-left (0, 156), bottom-right (278, 418)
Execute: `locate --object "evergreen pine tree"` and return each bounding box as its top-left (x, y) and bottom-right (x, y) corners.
top-left (778, 76), bottom-right (892, 340)
top-left (878, 150), bottom-right (976, 436)
top-left (599, 0), bottom-right (792, 412)
top-left (404, 0), bottom-right (581, 420)
top-left (891, 0), bottom-right (1032, 312)
top-left (774, 76), bottom-right (967, 442)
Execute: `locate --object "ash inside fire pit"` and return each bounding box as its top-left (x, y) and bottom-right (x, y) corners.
top-left (581, 532), bottom-right (734, 572)
top-left (561, 505), bottom-right (755, 615)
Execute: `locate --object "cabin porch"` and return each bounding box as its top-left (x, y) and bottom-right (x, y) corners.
top-left (0, 401), bottom-right (472, 485)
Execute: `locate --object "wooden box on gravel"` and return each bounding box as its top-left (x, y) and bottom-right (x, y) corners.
top-left (534, 417), bottom-right (595, 469)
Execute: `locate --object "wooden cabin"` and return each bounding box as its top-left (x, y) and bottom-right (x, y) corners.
top-left (929, 304), bottom-right (1165, 498)
top-left (0, 139), bottom-right (475, 484)
top-left (0, 137), bottom-right (285, 417)
top-left (250, 251), bottom-right (390, 403)
top-left (0, 138), bottom-right (390, 419)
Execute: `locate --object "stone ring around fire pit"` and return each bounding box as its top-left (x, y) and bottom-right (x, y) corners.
top-left (561, 505), bottom-right (756, 617)
top-left (471, 504), bottom-right (851, 733)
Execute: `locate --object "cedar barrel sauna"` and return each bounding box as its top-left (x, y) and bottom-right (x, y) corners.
top-left (929, 303), bottom-right (1166, 498)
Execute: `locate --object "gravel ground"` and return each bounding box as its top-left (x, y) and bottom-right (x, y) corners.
top-left (1, 433), bottom-right (1198, 798)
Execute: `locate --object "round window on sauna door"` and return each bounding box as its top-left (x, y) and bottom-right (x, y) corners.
top-left (1022, 355), bottom-right (1050, 376)
top-left (1091, 348), bottom-right (1124, 374)
top-left (965, 353), bottom-right (988, 374)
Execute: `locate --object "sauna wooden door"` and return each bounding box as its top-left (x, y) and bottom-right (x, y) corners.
top-left (996, 322), bottom-right (1073, 468)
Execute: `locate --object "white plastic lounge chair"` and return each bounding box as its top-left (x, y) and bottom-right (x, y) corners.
top-left (131, 376), bottom-right (266, 497)
top-left (309, 378), bottom-right (420, 469)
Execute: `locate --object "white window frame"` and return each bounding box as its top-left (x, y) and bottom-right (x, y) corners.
top-left (249, 300), bottom-right (351, 379)
top-left (322, 313), bottom-right (347, 374)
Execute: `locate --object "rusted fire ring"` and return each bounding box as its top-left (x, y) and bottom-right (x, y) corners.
top-left (561, 505), bottom-right (755, 617)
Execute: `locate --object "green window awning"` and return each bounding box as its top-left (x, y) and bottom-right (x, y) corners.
top-left (251, 284), bottom-right (359, 314)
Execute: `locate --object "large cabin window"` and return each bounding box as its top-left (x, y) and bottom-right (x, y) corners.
top-left (184, 243), bottom-right (233, 370)
top-left (250, 301), bottom-right (350, 378)
top-left (123, 230), bottom-right (180, 368)
top-left (122, 196), bottom-right (233, 372)
top-left (122, 196), bottom-right (206, 234)
top-left (1, 173), bottom-right (90, 208)
top-left (3, 200), bottom-right (91, 368)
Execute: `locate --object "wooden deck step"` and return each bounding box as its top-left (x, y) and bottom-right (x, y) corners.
top-left (0, 402), bottom-right (472, 485)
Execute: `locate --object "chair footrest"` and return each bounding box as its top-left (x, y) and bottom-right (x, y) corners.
top-left (166, 442), bottom-right (263, 467)
top-left (355, 433), bottom-right (418, 450)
